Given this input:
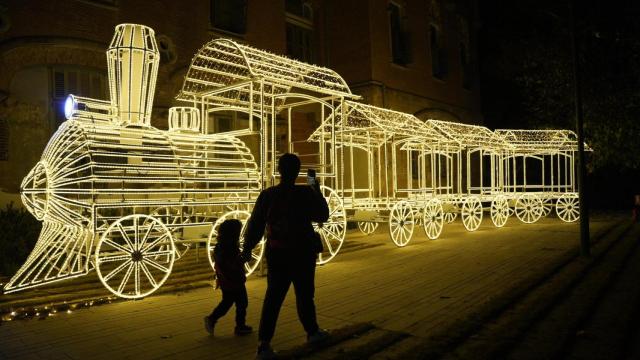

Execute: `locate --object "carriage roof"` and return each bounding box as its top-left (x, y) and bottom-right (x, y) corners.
top-left (495, 129), bottom-right (591, 152)
top-left (427, 119), bottom-right (510, 150)
top-left (176, 38), bottom-right (357, 107)
top-left (307, 101), bottom-right (452, 148)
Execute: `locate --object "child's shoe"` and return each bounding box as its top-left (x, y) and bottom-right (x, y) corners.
top-left (204, 316), bottom-right (216, 335)
top-left (235, 324), bottom-right (253, 335)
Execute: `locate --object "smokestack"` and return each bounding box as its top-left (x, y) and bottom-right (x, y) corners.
top-left (107, 24), bottom-right (159, 126)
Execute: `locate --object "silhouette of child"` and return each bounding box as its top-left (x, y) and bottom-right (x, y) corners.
top-left (204, 219), bottom-right (253, 336)
top-left (633, 195), bottom-right (640, 222)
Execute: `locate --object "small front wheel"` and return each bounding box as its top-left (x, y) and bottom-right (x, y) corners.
top-left (389, 201), bottom-right (414, 247)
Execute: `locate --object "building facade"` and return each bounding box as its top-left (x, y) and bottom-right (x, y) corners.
top-left (0, 0), bottom-right (480, 200)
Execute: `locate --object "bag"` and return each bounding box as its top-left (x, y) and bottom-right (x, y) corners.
top-left (312, 231), bottom-right (324, 254)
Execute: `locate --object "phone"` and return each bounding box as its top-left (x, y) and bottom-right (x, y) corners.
top-left (307, 169), bottom-right (317, 186)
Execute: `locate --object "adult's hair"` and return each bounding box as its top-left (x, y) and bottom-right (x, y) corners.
top-left (278, 153), bottom-right (301, 183)
top-left (217, 219), bottom-right (242, 248)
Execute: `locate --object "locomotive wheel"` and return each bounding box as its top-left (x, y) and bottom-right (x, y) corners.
top-left (422, 198), bottom-right (444, 240)
top-left (515, 194), bottom-right (544, 223)
top-left (315, 186), bottom-right (347, 265)
top-left (444, 212), bottom-right (458, 223)
top-left (490, 195), bottom-right (510, 228)
top-left (208, 210), bottom-right (264, 276)
top-left (150, 207), bottom-right (191, 259)
top-left (96, 214), bottom-right (175, 299)
top-left (461, 196), bottom-right (483, 231)
top-left (389, 201), bottom-right (414, 247)
top-left (556, 193), bottom-right (580, 223)
top-left (358, 222), bottom-right (379, 235)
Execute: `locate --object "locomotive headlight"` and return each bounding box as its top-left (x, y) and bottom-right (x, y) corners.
top-left (64, 95), bottom-right (77, 120)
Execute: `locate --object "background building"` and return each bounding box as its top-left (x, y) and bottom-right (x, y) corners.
top-left (0, 0), bottom-right (480, 202)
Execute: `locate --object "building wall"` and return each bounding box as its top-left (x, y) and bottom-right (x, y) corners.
top-left (0, 0), bottom-right (481, 199)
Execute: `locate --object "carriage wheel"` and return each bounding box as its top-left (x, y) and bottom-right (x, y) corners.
top-left (556, 194), bottom-right (580, 223)
top-left (96, 214), bottom-right (175, 299)
top-left (151, 207), bottom-right (191, 259)
top-left (515, 194), bottom-right (544, 223)
top-left (389, 201), bottom-right (414, 247)
top-left (208, 210), bottom-right (264, 276)
top-left (358, 222), bottom-right (379, 235)
top-left (315, 186), bottom-right (347, 265)
top-left (541, 198), bottom-right (554, 217)
top-left (490, 195), bottom-right (510, 228)
top-left (444, 212), bottom-right (458, 223)
top-left (461, 197), bottom-right (483, 231)
top-left (422, 198), bottom-right (444, 240)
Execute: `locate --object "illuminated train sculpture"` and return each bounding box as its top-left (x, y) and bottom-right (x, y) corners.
top-left (4, 24), bottom-right (586, 299)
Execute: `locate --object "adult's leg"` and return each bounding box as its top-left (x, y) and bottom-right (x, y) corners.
top-left (292, 256), bottom-right (319, 335)
top-left (209, 290), bottom-right (234, 321)
top-left (258, 258), bottom-right (292, 342)
top-left (235, 286), bottom-right (249, 326)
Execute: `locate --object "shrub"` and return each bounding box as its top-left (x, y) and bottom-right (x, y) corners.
top-left (0, 202), bottom-right (41, 277)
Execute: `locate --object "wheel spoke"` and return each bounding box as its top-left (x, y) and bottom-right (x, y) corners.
top-left (117, 223), bottom-right (135, 252)
top-left (143, 257), bottom-right (170, 273)
top-left (140, 261), bottom-right (158, 288)
top-left (103, 259), bottom-right (132, 281)
top-left (103, 238), bottom-right (131, 254)
top-left (140, 233), bottom-right (169, 254)
top-left (100, 253), bottom-right (131, 263)
top-left (117, 262), bottom-right (134, 294)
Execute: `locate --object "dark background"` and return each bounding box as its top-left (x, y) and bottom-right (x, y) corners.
top-left (478, 0), bottom-right (640, 210)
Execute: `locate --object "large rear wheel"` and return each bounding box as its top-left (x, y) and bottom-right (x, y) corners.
top-left (314, 186), bottom-right (347, 265)
top-left (208, 210), bottom-right (264, 276)
top-left (96, 214), bottom-right (175, 299)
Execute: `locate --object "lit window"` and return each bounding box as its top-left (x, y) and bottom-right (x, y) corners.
top-left (210, 0), bottom-right (247, 34)
top-left (389, 2), bottom-right (411, 65)
top-left (286, 0), bottom-right (315, 63)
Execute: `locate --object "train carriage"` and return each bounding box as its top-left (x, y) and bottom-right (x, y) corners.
top-left (308, 101), bottom-right (459, 246)
top-left (495, 129), bottom-right (588, 223)
top-left (425, 120), bottom-right (512, 231)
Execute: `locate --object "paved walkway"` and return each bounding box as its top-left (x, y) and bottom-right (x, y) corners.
top-left (0, 215), bottom-right (616, 359)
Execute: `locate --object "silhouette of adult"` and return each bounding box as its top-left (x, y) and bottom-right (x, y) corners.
top-left (242, 153), bottom-right (330, 358)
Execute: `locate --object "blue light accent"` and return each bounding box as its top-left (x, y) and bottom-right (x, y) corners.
top-left (64, 96), bottom-right (75, 120)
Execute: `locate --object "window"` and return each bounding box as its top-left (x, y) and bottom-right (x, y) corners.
top-left (389, 2), bottom-right (411, 65)
top-left (430, 25), bottom-right (447, 79)
top-left (460, 42), bottom-right (471, 89)
top-left (210, 0), bottom-right (247, 34)
top-left (51, 67), bottom-right (108, 124)
top-left (0, 118), bottom-right (7, 161)
top-left (286, 0), bottom-right (315, 63)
